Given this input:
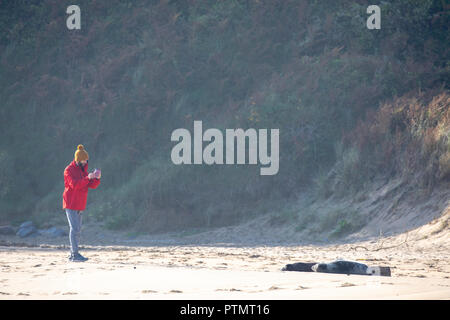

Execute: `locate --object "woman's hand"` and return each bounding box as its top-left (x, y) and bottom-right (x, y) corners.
top-left (94, 169), bottom-right (101, 179)
top-left (88, 173), bottom-right (95, 179)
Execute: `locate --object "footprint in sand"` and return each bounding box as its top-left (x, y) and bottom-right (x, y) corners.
top-left (168, 290), bottom-right (183, 293)
top-left (214, 266), bottom-right (227, 270)
top-left (141, 290), bottom-right (158, 294)
top-left (296, 285), bottom-right (310, 290)
top-left (340, 282), bottom-right (356, 287)
top-left (269, 285), bottom-right (283, 290)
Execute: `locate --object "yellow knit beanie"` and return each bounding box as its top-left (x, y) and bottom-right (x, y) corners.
top-left (74, 144), bottom-right (89, 162)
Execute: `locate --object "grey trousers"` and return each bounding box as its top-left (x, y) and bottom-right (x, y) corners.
top-left (65, 209), bottom-right (82, 254)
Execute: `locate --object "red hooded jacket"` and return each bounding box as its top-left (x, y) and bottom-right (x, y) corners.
top-left (63, 160), bottom-right (100, 211)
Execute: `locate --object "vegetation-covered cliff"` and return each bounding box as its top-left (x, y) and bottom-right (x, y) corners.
top-left (0, 0), bottom-right (448, 237)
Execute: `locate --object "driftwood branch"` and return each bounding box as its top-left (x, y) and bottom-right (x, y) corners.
top-left (349, 232), bottom-right (410, 252)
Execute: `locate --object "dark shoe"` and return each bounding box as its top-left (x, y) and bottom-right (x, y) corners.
top-left (70, 253), bottom-right (88, 262)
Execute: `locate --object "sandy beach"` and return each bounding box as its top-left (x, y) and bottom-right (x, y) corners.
top-left (0, 245), bottom-right (449, 300)
top-left (1, 209), bottom-right (449, 300)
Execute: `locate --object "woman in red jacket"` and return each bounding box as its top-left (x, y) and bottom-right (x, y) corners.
top-left (63, 144), bottom-right (101, 262)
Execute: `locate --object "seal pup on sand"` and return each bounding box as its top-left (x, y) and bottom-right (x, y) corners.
top-left (282, 260), bottom-right (391, 276)
top-left (311, 260), bottom-right (390, 276)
